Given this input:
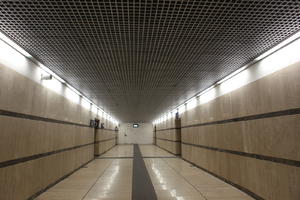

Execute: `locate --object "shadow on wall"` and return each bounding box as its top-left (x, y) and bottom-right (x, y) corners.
top-left (118, 123), bottom-right (153, 144)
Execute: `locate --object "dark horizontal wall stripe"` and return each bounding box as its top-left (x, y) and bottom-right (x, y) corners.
top-left (0, 142), bottom-right (94, 168)
top-left (182, 107), bottom-right (300, 129)
top-left (97, 128), bottom-right (117, 131)
top-left (94, 147), bottom-right (115, 157)
top-left (95, 138), bottom-right (116, 144)
top-left (28, 158), bottom-right (94, 200)
top-left (156, 127), bottom-right (180, 132)
top-left (156, 138), bottom-right (181, 142)
top-left (155, 144), bottom-right (181, 156)
top-left (181, 157), bottom-right (264, 200)
top-left (0, 109), bottom-right (90, 128)
top-left (182, 142), bottom-right (300, 168)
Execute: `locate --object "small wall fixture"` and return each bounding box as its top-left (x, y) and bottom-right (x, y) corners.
top-left (41, 74), bottom-right (52, 80)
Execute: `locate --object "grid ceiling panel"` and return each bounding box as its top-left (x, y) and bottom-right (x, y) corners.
top-left (0, 0), bottom-right (299, 122)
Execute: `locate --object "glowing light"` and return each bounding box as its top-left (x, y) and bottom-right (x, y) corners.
top-left (0, 32), bottom-right (120, 123)
top-left (103, 112), bottom-right (107, 119)
top-left (152, 31), bottom-right (300, 123)
top-left (197, 85), bottom-right (215, 97)
top-left (217, 65), bottom-right (248, 85)
top-left (254, 31), bottom-right (300, 62)
top-left (42, 78), bottom-right (63, 94)
top-left (39, 64), bottom-right (66, 83)
top-left (178, 104), bottom-right (185, 114)
top-left (172, 108), bottom-right (178, 114)
top-left (0, 40), bottom-right (28, 70)
top-left (92, 105), bottom-right (98, 114)
top-left (256, 37), bottom-right (300, 76)
top-left (98, 110), bottom-right (103, 118)
top-left (220, 69), bottom-right (250, 94)
top-left (65, 87), bottom-right (80, 103)
top-left (81, 98), bottom-right (91, 110)
top-left (199, 88), bottom-right (216, 104)
top-left (66, 84), bottom-right (81, 96)
top-left (0, 32), bottom-right (31, 58)
top-left (186, 97), bottom-right (197, 110)
top-left (167, 112), bottom-right (172, 119)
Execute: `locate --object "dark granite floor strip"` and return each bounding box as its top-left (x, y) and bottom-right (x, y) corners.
top-left (132, 144), bottom-right (157, 200)
top-left (97, 156), bottom-right (177, 159)
top-left (142, 156), bottom-right (177, 158)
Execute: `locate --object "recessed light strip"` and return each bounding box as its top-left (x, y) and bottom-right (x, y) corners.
top-left (153, 31), bottom-right (300, 124)
top-left (0, 32), bottom-right (32, 58)
top-left (0, 31), bottom-right (118, 124)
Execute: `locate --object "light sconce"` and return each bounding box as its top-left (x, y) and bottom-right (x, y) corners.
top-left (41, 74), bottom-right (52, 80)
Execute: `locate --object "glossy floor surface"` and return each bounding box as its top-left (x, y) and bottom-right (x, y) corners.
top-left (36, 145), bottom-right (253, 200)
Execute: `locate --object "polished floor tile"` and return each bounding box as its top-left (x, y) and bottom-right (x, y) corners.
top-left (163, 158), bottom-right (254, 200)
top-left (83, 159), bottom-right (132, 200)
top-left (36, 145), bottom-right (254, 200)
top-left (36, 159), bottom-right (113, 200)
top-left (100, 144), bottom-right (133, 158)
top-left (139, 144), bottom-right (176, 157)
top-left (145, 158), bottom-right (207, 200)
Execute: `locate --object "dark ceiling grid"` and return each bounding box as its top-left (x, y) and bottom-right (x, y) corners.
top-left (0, 0), bottom-right (299, 122)
top-left (151, 1), bottom-right (231, 112)
top-left (158, 0), bottom-right (299, 112)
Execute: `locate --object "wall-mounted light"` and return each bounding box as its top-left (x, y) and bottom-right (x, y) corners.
top-left (216, 65), bottom-right (248, 85)
top-left (39, 64), bottom-right (66, 83)
top-left (0, 31), bottom-right (120, 124)
top-left (153, 30), bottom-right (300, 124)
top-left (41, 74), bottom-right (52, 80)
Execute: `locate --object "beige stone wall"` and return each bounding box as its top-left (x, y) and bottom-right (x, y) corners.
top-left (0, 63), bottom-right (95, 200)
top-left (180, 62), bottom-right (300, 200)
top-left (156, 118), bottom-right (181, 155)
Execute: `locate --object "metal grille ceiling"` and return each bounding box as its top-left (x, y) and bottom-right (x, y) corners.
top-left (0, 1), bottom-right (299, 122)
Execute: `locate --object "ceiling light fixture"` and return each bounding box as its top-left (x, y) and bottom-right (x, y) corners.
top-left (153, 30), bottom-right (300, 124)
top-left (0, 31), bottom-right (119, 123)
top-left (0, 31), bottom-right (32, 58)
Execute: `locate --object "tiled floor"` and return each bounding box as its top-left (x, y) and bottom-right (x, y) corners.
top-left (83, 159), bottom-right (132, 200)
top-left (139, 144), bottom-right (176, 157)
top-left (36, 145), bottom-right (253, 200)
top-left (100, 144), bottom-right (133, 158)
